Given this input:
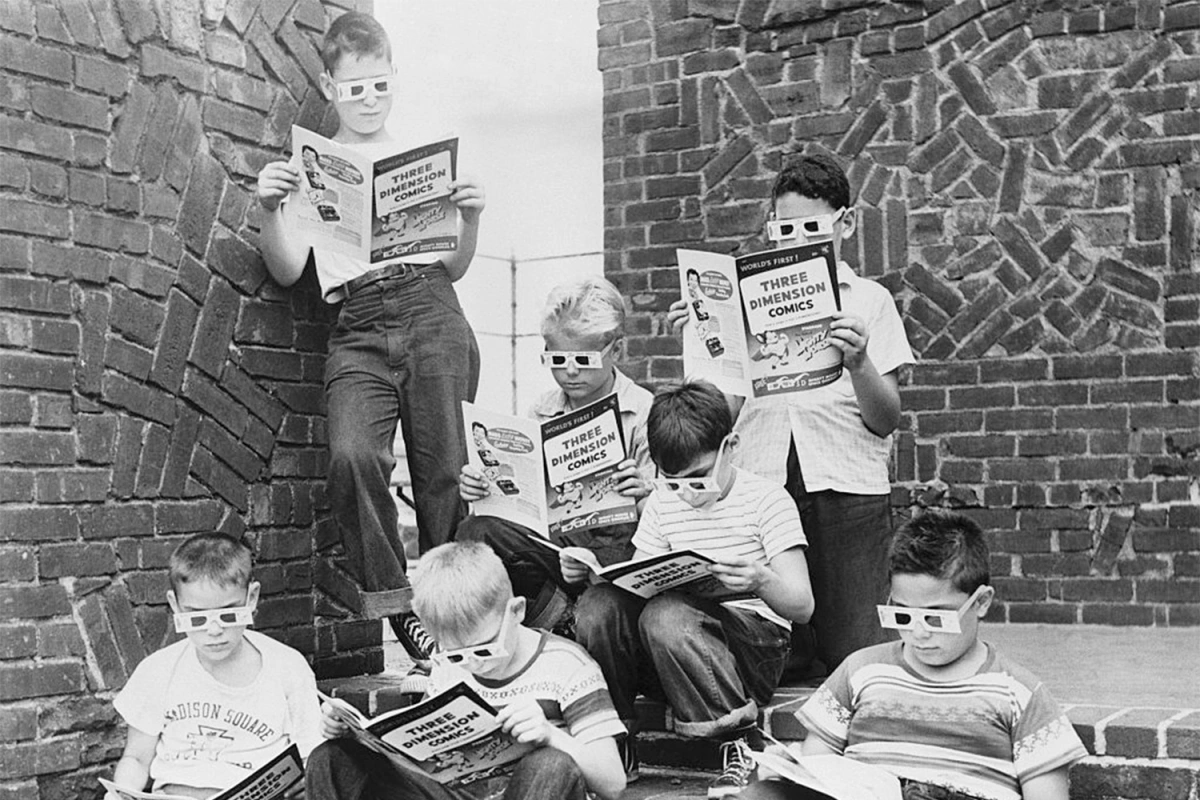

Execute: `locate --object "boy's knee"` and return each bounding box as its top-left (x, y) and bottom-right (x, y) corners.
top-left (519, 745), bottom-right (580, 774)
top-left (574, 584), bottom-right (626, 636)
top-left (639, 594), bottom-right (696, 648)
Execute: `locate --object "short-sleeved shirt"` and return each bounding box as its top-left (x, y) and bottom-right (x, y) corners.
top-left (113, 630), bottom-right (323, 791)
top-left (795, 642), bottom-right (1088, 800)
top-left (632, 467), bottom-right (808, 629)
top-left (733, 262), bottom-right (914, 494)
top-left (426, 631), bottom-right (625, 800)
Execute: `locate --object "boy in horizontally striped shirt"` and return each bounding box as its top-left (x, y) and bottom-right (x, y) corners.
top-left (566, 381), bottom-right (815, 798)
top-left (744, 510), bottom-right (1087, 800)
top-left (307, 542), bottom-right (626, 800)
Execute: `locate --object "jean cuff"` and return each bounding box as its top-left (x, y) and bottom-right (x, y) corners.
top-left (672, 699), bottom-right (758, 738)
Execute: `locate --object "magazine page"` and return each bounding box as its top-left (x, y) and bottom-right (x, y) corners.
top-left (736, 241), bottom-right (842, 397)
top-left (462, 402), bottom-right (549, 535)
top-left (99, 745), bottom-right (302, 800)
top-left (677, 249), bottom-right (753, 397)
top-left (370, 137), bottom-right (459, 262)
top-left (590, 550), bottom-right (753, 601)
top-left (291, 126), bottom-right (373, 260)
top-left (98, 780), bottom-right (191, 800)
top-left (540, 393), bottom-right (636, 537)
top-left (751, 749), bottom-right (900, 800)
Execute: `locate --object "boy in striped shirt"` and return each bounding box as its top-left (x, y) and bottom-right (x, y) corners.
top-left (745, 510), bottom-right (1086, 800)
top-left (307, 542), bottom-right (627, 800)
top-left (567, 381), bottom-right (815, 798)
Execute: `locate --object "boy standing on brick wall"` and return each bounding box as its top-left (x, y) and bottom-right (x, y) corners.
top-left (743, 510), bottom-right (1087, 800)
top-left (669, 154), bottom-right (915, 675)
top-left (255, 11), bottom-right (486, 664)
top-left (106, 533), bottom-right (321, 799)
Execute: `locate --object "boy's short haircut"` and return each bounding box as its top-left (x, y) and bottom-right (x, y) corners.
top-left (412, 542), bottom-right (513, 638)
top-left (646, 381), bottom-right (733, 475)
top-left (540, 277), bottom-right (627, 344)
top-left (889, 509), bottom-right (991, 595)
top-left (320, 11), bottom-right (392, 74)
top-left (772, 153), bottom-right (852, 212)
top-left (168, 533), bottom-right (253, 593)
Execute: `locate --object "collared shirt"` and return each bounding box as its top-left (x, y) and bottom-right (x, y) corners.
top-left (732, 262), bottom-right (914, 494)
top-left (528, 368), bottom-right (655, 481)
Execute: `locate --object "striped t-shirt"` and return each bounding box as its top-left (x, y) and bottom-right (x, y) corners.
top-left (632, 467), bottom-right (808, 629)
top-left (796, 642), bottom-right (1088, 800)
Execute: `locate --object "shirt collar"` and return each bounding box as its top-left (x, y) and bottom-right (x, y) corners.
top-left (533, 368), bottom-right (636, 418)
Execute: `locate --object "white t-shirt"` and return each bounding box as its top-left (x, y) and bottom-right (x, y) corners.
top-left (113, 630), bottom-right (322, 791)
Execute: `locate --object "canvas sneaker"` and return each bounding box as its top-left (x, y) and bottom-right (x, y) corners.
top-left (390, 611), bottom-right (435, 663)
top-left (707, 737), bottom-right (756, 798)
top-left (618, 734), bottom-right (640, 784)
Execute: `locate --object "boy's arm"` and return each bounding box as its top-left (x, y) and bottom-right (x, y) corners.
top-left (709, 547), bottom-right (814, 623)
top-left (109, 726), bottom-right (158, 795)
top-left (1020, 765), bottom-right (1071, 800)
top-left (799, 735), bottom-right (841, 757)
top-left (256, 161), bottom-right (311, 287)
top-left (440, 177), bottom-right (485, 281)
top-left (830, 311), bottom-right (902, 437)
top-left (497, 699), bottom-right (625, 800)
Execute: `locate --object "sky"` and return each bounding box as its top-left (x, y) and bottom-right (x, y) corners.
top-left (374, 1), bottom-right (605, 414)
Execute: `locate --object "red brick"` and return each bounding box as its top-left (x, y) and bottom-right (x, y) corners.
top-left (155, 499), bottom-right (224, 534)
top-left (80, 502), bottom-right (154, 539)
top-left (0, 505), bottom-right (79, 542)
top-left (74, 211), bottom-right (150, 254)
top-left (0, 429), bottom-right (75, 465)
top-left (0, 733), bottom-right (82, 776)
top-left (34, 468), bottom-right (109, 503)
top-left (133, 422), bottom-right (170, 498)
top-left (39, 542), bottom-right (116, 578)
top-left (74, 417), bottom-right (115, 466)
top-left (0, 582), bottom-right (70, 620)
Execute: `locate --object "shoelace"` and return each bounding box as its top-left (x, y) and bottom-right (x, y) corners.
top-left (720, 740), bottom-right (753, 774)
top-left (401, 614), bottom-right (435, 655)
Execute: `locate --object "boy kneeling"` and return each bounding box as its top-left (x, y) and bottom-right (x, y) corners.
top-left (307, 542), bottom-right (626, 800)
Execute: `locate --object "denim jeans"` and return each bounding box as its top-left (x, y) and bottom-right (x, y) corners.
top-left (575, 585), bottom-right (790, 738)
top-left (786, 442), bottom-right (895, 673)
top-left (455, 515), bottom-right (636, 628)
top-left (325, 267), bottom-right (479, 603)
top-left (305, 738), bottom-right (587, 800)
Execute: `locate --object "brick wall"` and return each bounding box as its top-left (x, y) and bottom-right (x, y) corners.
top-left (598, 0), bottom-right (1199, 625)
top-left (0, 1), bottom-right (378, 797)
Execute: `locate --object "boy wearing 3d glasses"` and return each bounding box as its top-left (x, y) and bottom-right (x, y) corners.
top-left (744, 510), bottom-right (1086, 800)
top-left (567, 381), bottom-right (814, 798)
top-left (107, 534), bottom-right (321, 799)
top-left (457, 278), bottom-right (654, 640)
top-left (307, 542), bottom-right (627, 800)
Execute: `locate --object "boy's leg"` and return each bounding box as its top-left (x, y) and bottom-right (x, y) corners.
top-left (501, 746), bottom-right (587, 800)
top-left (306, 739), bottom-right (465, 800)
top-left (456, 516), bottom-right (571, 629)
top-left (574, 584), bottom-right (649, 723)
top-left (395, 270), bottom-right (480, 553)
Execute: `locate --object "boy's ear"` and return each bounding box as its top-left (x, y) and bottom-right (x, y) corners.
top-left (246, 581), bottom-right (262, 610)
top-left (973, 585), bottom-right (995, 619)
top-left (166, 589), bottom-right (180, 614)
top-left (318, 72), bottom-right (335, 102)
top-left (509, 596), bottom-right (526, 624)
top-left (839, 207), bottom-right (857, 240)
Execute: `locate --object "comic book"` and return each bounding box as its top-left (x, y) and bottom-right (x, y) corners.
top-left (461, 393), bottom-right (636, 538)
top-left (99, 743), bottom-right (302, 800)
top-left (750, 748), bottom-right (901, 800)
top-left (528, 538), bottom-right (754, 602)
top-left (290, 126), bottom-right (458, 263)
top-left (318, 684), bottom-right (533, 787)
top-left (678, 225), bottom-right (842, 398)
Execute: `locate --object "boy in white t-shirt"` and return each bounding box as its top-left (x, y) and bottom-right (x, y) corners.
top-left (106, 533), bottom-right (321, 799)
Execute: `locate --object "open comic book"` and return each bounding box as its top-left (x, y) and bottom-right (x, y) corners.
top-left (290, 126), bottom-right (458, 263)
top-left (318, 684), bottom-right (533, 787)
top-left (678, 231), bottom-right (842, 398)
top-left (99, 743), bottom-right (302, 800)
top-left (529, 538), bottom-right (754, 601)
top-left (461, 393), bottom-right (636, 538)
top-left (752, 748), bottom-right (901, 800)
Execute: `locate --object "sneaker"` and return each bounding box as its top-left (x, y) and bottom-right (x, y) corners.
top-left (707, 737), bottom-right (756, 798)
top-left (390, 611), bottom-right (435, 662)
top-left (618, 734), bottom-right (639, 784)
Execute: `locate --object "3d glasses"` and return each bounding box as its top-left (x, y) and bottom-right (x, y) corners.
top-left (173, 606), bottom-right (255, 633)
top-left (875, 585), bottom-right (987, 634)
top-left (766, 210), bottom-right (843, 243)
top-left (332, 74), bottom-right (394, 102)
top-left (540, 341), bottom-right (614, 370)
top-left (652, 436), bottom-right (730, 497)
top-left (431, 613), bottom-right (514, 670)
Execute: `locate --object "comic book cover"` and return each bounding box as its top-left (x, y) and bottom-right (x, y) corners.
top-left (290, 126), bottom-right (458, 263)
top-left (99, 744), bottom-right (302, 800)
top-left (750, 749), bottom-right (901, 800)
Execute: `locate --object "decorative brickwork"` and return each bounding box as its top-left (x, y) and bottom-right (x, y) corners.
top-left (0, 1), bottom-right (377, 797)
top-left (598, 0), bottom-right (1198, 625)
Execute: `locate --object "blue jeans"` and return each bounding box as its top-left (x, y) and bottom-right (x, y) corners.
top-left (575, 585), bottom-right (790, 738)
top-left (305, 738), bottom-right (587, 800)
top-left (785, 441), bottom-right (895, 674)
top-left (325, 267), bottom-right (479, 603)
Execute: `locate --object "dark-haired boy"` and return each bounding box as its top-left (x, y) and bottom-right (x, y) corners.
top-left (107, 533), bottom-right (321, 799)
top-left (670, 153), bottom-right (915, 674)
top-left (743, 510), bottom-right (1086, 800)
top-left (255, 11), bottom-right (487, 663)
top-left (567, 381), bottom-right (814, 798)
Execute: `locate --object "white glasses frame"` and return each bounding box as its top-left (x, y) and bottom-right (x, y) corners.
top-left (173, 606), bottom-right (255, 634)
top-left (651, 435), bottom-right (731, 496)
top-left (431, 612), bottom-right (514, 669)
top-left (767, 209), bottom-right (845, 243)
top-left (331, 73), bottom-right (395, 103)
top-left (875, 585), bottom-right (988, 635)
top-left (540, 340), bottom-right (615, 370)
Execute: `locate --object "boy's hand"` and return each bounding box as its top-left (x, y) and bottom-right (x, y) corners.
top-left (319, 701), bottom-right (351, 740)
top-left (284, 783), bottom-right (306, 800)
top-left (496, 697), bottom-right (554, 747)
top-left (448, 176), bottom-right (486, 223)
top-left (828, 311), bottom-right (869, 372)
top-left (612, 459), bottom-right (650, 500)
top-left (559, 550), bottom-right (592, 585)
top-left (256, 161), bottom-right (301, 212)
top-left (709, 555), bottom-right (771, 594)
top-left (753, 743), bottom-right (792, 781)
top-left (459, 465), bottom-right (491, 502)
top-left (666, 299), bottom-right (689, 335)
